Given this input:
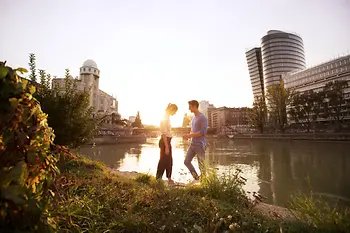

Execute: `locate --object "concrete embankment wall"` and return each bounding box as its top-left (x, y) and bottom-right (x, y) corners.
top-left (231, 133), bottom-right (350, 142)
top-left (90, 136), bottom-right (147, 145)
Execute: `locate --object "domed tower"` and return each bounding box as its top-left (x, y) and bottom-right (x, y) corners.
top-left (261, 30), bottom-right (306, 93)
top-left (80, 59), bottom-right (100, 111)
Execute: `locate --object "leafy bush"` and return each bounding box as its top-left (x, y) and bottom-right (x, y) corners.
top-left (200, 168), bottom-right (249, 206)
top-left (0, 62), bottom-right (59, 232)
top-left (35, 67), bottom-right (98, 148)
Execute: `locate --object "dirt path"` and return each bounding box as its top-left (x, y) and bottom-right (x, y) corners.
top-left (253, 202), bottom-right (296, 221)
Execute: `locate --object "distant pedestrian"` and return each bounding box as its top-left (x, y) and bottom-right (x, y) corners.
top-left (156, 103), bottom-right (178, 183)
top-left (183, 100), bottom-right (208, 180)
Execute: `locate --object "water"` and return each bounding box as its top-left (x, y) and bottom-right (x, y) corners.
top-left (76, 137), bottom-right (350, 206)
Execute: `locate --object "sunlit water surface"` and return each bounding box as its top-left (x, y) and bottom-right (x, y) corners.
top-left (76, 137), bottom-right (350, 206)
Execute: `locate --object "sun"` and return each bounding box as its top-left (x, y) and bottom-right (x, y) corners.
top-left (138, 103), bottom-right (187, 127)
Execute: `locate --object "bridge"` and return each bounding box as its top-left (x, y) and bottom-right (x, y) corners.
top-left (98, 127), bottom-right (216, 137)
top-left (132, 127), bottom-right (191, 135)
top-left (132, 127), bottom-right (216, 135)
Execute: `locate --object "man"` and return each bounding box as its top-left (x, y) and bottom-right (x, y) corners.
top-left (183, 100), bottom-right (208, 180)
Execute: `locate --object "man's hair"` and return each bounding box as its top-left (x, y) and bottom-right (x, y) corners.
top-left (188, 100), bottom-right (199, 108)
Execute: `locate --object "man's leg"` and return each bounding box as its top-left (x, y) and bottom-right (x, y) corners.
top-left (193, 144), bottom-right (206, 177)
top-left (184, 145), bottom-right (199, 179)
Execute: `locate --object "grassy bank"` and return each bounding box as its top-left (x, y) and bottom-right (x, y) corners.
top-left (52, 155), bottom-right (349, 233)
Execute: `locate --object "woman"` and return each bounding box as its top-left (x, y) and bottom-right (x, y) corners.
top-left (156, 103), bottom-right (178, 183)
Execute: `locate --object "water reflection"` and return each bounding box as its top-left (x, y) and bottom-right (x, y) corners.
top-left (76, 138), bottom-right (350, 206)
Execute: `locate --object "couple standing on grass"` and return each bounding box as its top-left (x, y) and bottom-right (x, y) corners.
top-left (156, 100), bottom-right (208, 184)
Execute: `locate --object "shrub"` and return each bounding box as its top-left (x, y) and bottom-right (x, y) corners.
top-left (200, 168), bottom-right (249, 206)
top-left (0, 62), bottom-right (59, 232)
top-left (35, 68), bottom-right (98, 148)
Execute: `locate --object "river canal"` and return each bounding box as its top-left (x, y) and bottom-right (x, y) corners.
top-left (76, 137), bottom-right (350, 207)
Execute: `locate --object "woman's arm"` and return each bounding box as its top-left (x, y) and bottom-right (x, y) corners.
top-left (160, 118), bottom-right (170, 154)
top-left (162, 134), bottom-right (169, 154)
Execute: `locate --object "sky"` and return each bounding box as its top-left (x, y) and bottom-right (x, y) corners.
top-left (1, 0), bottom-right (350, 126)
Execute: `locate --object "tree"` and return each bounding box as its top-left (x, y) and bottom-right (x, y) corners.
top-left (39, 69), bottom-right (46, 85)
top-left (30, 54), bottom-right (98, 147)
top-left (182, 113), bottom-right (192, 127)
top-left (323, 80), bottom-right (349, 131)
top-left (248, 96), bottom-right (267, 133)
top-left (311, 90), bottom-right (326, 122)
top-left (98, 112), bottom-right (128, 127)
top-left (132, 111), bottom-right (143, 128)
top-left (288, 92), bottom-right (302, 125)
top-left (111, 113), bottom-right (128, 126)
top-left (289, 91), bottom-right (317, 132)
top-left (46, 73), bottom-right (51, 89)
top-left (28, 53), bottom-right (36, 83)
top-left (266, 80), bottom-right (292, 132)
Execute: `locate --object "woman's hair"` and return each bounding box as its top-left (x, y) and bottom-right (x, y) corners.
top-left (166, 103), bottom-right (178, 113)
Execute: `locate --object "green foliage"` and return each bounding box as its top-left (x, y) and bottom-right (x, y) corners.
top-left (39, 69), bottom-right (46, 86)
top-left (182, 113), bottom-right (193, 127)
top-left (28, 53), bottom-right (36, 83)
top-left (266, 80), bottom-right (292, 132)
top-left (132, 111), bottom-right (143, 128)
top-left (289, 192), bottom-right (350, 232)
top-left (289, 91), bottom-right (321, 132)
top-left (98, 112), bottom-right (128, 128)
top-left (248, 96), bottom-right (267, 133)
top-left (289, 93), bottom-right (302, 124)
top-left (53, 155), bottom-right (341, 233)
top-left (312, 90), bottom-right (327, 121)
top-left (323, 80), bottom-right (349, 130)
top-left (200, 168), bottom-right (248, 206)
top-left (288, 80), bottom-right (349, 131)
top-left (0, 62), bottom-right (59, 232)
top-left (135, 173), bottom-right (152, 184)
top-left (111, 113), bottom-right (128, 126)
top-left (37, 84), bottom-right (97, 147)
top-left (29, 54), bottom-right (98, 147)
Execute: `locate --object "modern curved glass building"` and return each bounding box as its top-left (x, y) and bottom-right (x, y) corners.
top-left (246, 48), bottom-right (264, 99)
top-left (261, 30), bottom-right (306, 91)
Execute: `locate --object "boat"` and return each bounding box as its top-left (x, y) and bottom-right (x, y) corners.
top-left (227, 135), bottom-right (234, 139)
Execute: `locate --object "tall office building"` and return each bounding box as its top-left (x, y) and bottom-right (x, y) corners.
top-left (246, 48), bottom-right (264, 99)
top-left (246, 30), bottom-right (306, 99)
top-left (283, 55), bottom-right (350, 123)
top-left (261, 30), bottom-right (306, 92)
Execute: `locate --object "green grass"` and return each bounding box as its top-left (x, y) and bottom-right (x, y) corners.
top-left (51, 155), bottom-right (350, 233)
top-left (135, 173), bottom-right (152, 185)
top-left (289, 192), bottom-right (350, 232)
